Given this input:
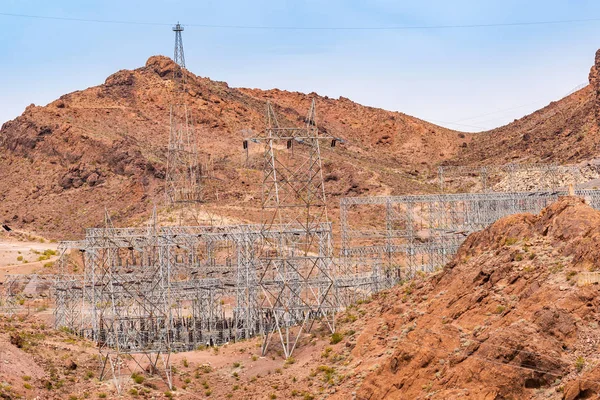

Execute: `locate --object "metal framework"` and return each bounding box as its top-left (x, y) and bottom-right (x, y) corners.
top-left (165, 22), bottom-right (202, 208)
top-left (341, 189), bottom-right (600, 276)
top-left (39, 188), bottom-right (600, 393)
top-left (246, 100), bottom-right (338, 358)
top-left (51, 102), bottom-right (345, 379)
top-left (438, 163), bottom-right (597, 193)
top-left (51, 221), bottom-right (350, 389)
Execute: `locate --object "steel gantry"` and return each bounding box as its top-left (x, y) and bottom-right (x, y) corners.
top-left (244, 100), bottom-right (339, 358)
top-left (340, 189), bottom-right (600, 277)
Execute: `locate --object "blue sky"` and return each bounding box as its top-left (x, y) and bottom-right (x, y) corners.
top-left (2, 0), bottom-right (600, 131)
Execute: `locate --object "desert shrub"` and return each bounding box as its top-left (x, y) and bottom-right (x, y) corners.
top-left (199, 364), bottom-right (212, 374)
top-left (317, 365), bottom-right (336, 383)
top-left (330, 332), bottom-right (344, 344)
top-left (131, 373), bottom-right (145, 384)
top-left (575, 356), bottom-right (586, 372)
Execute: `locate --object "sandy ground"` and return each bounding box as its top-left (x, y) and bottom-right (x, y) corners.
top-left (0, 233), bottom-right (59, 280)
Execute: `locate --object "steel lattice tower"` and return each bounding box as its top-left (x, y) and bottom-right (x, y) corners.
top-left (250, 100), bottom-right (338, 358)
top-left (165, 23), bottom-right (202, 210)
top-left (173, 23), bottom-right (186, 70)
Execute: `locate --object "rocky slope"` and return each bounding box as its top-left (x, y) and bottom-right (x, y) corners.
top-left (0, 56), bottom-right (467, 239)
top-left (448, 50), bottom-right (600, 166)
top-left (330, 196), bottom-right (600, 399)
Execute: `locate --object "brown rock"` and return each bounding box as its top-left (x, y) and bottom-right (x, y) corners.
top-left (85, 172), bottom-right (99, 186)
top-left (9, 333), bottom-right (23, 348)
top-left (64, 359), bottom-right (77, 370)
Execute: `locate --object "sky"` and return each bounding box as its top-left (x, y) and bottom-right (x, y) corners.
top-left (2, 0), bottom-right (600, 132)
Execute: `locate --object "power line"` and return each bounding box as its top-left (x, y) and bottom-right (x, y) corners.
top-left (0, 12), bottom-right (171, 26)
top-left (424, 119), bottom-right (488, 131)
top-left (428, 81), bottom-right (592, 131)
top-left (456, 82), bottom-right (589, 124)
top-left (451, 101), bottom-right (544, 123)
top-left (428, 103), bottom-right (546, 132)
top-left (183, 18), bottom-right (600, 30)
top-left (2, 12), bottom-right (600, 30)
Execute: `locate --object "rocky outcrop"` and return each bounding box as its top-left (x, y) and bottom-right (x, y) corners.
top-left (589, 49), bottom-right (600, 125)
top-left (324, 197), bottom-right (600, 399)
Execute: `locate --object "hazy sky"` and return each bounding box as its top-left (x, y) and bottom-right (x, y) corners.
top-left (2, 0), bottom-right (600, 132)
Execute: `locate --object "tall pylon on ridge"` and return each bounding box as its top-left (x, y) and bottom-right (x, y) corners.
top-left (165, 22), bottom-right (202, 213)
top-left (173, 23), bottom-right (186, 70)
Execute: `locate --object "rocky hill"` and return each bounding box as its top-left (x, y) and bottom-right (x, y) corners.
top-left (4, 49), bottom-right (600, 239)
top-left (448, 50), bottom-right (600, 166)
top-left (0, 56), bottom-right (467, 239)
top-left (332, 196), bottom-right (600, 399)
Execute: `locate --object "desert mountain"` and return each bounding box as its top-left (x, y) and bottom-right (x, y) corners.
top-left (0, 56), bottom-right (467, 239)
top-left (3, 50), bottom-right (600, 239)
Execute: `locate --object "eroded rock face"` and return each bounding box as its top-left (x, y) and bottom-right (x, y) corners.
top-left (105, 70), bottom-right (135, 87)
top-left (145, 55), bottom-right (178, 78)
top-left (589, 48), bottom-right (600, 125)
top-left (589, 49), bottom-right (600, 87)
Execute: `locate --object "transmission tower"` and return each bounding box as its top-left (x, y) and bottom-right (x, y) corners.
top-left (173, 23), bottom-right (186, 70)
top-left (165, 23), bottom-right (202, 211)
top-left (249, 100), bottom-right (338, 358)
